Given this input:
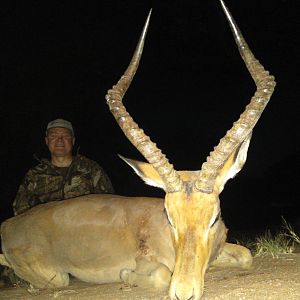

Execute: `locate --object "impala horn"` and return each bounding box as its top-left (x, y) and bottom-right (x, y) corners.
top-left (105, 10), bottom-right (184, 193)
top-left (194, 0), bottom-right (276, 193)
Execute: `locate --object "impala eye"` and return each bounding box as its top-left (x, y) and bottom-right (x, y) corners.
top-left (211, 212), bottom-right (221, 228)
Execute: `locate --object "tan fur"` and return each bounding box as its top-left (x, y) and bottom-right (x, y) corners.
top-left (1, 194), bottom-right (251, 292)
top-left (1, 195), bottom-right (175, 288)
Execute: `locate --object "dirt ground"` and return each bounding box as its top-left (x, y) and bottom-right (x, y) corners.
top-left (0, 253), bottom-right (299, 300)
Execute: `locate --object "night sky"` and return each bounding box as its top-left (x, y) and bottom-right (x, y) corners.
top-left (1, 0), bottom-right (299, 234)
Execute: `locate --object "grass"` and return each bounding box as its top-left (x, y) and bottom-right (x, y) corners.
top-left (253, 230), bottom-right (294, 258)
top-left (237, 217), bottom-right (300, 258)
top-left (281, 217), bottom-right (300, 245)
top-left (252, 217), bottom-right (300, 258)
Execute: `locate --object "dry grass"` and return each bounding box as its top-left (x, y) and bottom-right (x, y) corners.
top-left (251, 217), bottom-right (300, 258)
top-left (281, 217), bottom-right (300, 244)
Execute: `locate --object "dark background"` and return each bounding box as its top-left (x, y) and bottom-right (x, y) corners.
top-left (1, 0), bottom-right (299, 235)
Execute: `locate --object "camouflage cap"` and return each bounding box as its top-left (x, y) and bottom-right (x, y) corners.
top-left (46, 119), bottom-right (74, 136)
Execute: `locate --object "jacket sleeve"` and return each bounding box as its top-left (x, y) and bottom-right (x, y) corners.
top-left (13, 170), bottom-right (38, 215)
top-left (91, 163), bottom-right (115, 194)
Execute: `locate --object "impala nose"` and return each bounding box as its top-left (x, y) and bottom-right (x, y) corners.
top-left (175, 289), bottom-right (195, 300)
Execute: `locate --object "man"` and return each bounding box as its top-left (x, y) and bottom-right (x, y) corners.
top-left (13, 118), bottom-right (114, 215)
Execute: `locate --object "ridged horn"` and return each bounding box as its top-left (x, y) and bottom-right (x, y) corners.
top-left (105, 10), bottom-right (184, 193)
top-left (194, 0), bottom-right (276, 193)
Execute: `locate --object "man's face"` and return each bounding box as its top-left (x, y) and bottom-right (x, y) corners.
top-left (45, 127), bottom-right (75, 157)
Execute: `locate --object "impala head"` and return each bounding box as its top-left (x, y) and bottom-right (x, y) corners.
top-left (105, 1), bottom-right (275, 299)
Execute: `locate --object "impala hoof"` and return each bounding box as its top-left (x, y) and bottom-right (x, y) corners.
top-left (120, 268), bottom-right (136, 285)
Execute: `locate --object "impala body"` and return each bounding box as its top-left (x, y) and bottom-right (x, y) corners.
top-left (1, 1), bottom-right (275, 299)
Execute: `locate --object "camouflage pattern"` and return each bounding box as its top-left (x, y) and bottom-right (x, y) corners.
top-left (13, 155), bottom-right (114, 215)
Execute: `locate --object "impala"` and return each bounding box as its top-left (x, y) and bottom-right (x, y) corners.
top-left (0, 1), bottom-right (275, 299)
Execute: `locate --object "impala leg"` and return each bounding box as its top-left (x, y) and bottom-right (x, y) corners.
top-left (3, 246), bottom-right (70, 289)
top-left (17, 268), bottom-right (69, 289)
top-left (15, 268), bottom-right (69, 289)
top-left (9, 260), bottom-right (69, 289)
top-left (120, 257), bottom-right (171, 290)
top-left (211, 242), bottom-right (253, 269)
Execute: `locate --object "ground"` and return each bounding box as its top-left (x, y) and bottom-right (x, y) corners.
top-left (0, 254), bottom-right (299, 300)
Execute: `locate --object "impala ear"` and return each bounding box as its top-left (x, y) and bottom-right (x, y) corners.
top-left (118, 155), bottom-right (166, 190)
top-left (214, 132), bottom-right (252, 193)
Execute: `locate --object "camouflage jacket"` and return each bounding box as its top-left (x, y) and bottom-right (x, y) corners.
top-left (13, 155), bottom-right (114, 215)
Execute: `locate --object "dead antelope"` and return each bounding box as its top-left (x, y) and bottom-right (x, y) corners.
top-left (0, 1), bottom-right (275, 299)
